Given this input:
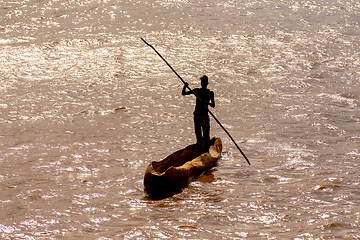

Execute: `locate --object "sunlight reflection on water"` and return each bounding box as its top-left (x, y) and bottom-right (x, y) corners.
top-left (1, 0), bottom-right (360, 238)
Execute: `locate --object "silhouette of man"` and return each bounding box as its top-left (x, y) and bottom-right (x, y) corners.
top-left (182, 75), bottom-right (215, 155)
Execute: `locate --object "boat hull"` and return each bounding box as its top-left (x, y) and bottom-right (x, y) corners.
top-left (144, 137), bottom-right (222, 197)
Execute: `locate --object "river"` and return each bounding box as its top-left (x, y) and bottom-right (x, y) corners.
top-left (0, 0), bottom-right (359, 238)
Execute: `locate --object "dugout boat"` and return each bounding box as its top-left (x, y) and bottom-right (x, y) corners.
top-left (144, 137), bottom-right (222, 198)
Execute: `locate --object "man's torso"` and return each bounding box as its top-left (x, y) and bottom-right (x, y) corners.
top-left (193, 88), bottom-right (213, 116)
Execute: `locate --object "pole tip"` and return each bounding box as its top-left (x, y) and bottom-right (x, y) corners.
top-left (140, 37), bottom-right (149, 46)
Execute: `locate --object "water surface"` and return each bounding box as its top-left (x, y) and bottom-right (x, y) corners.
top-left (1, 0), bottom-right (359, 238)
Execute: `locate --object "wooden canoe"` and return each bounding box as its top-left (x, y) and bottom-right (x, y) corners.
top-left (144, 137), bottom-right (222, 198)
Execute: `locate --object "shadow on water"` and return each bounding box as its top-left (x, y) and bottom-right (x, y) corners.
top-left (144, 189), bottom-right (183, 201)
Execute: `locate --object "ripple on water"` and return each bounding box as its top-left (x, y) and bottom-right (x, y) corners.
top-left (1, 0), bottom-right (360, 238)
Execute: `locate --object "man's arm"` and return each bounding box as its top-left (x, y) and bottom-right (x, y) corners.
top-left (182, 82), bottom-right (192, 95)
top-left (204, 91), bottom-right (215, 108)
top-left (200, 91), bottom-right (215, 108)
top-left (209, 91), bottom-right (215, 108)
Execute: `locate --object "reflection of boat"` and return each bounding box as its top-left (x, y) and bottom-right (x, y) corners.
top-left (144, 137), bottom-right (222, 198)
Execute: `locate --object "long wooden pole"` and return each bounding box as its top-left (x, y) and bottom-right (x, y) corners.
top-left (141, 38), bottom-right (250, 165)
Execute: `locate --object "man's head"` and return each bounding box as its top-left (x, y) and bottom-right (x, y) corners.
top-left (200, 75), bottom-right (208, 88)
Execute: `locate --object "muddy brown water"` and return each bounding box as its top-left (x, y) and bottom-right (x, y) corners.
top-left (1, 0), bottom-right (359, 238)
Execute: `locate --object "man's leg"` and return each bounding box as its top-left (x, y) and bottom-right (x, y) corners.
top-left (202, 115), bottom-right (210, 151)
top-left (194, 115), bottom-right (202, 155)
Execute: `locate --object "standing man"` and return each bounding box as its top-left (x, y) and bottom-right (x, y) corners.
top-left (182, 75), bottom-right (215, 155)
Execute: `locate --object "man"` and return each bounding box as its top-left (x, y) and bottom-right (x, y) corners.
top-left (182, 75), bottom-right (215, 155)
